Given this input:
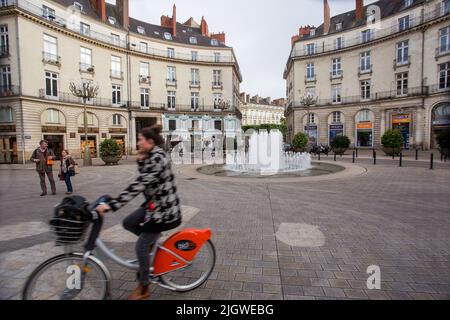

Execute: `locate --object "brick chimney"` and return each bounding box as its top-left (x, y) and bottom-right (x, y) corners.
top-left (355, 0), bottom-right (364, 21)
top-left (200, 16), bottom-right (209, 36)
top-left (323, 0), bottom-right (331, 35)
top-left (161, 15), bottom-right (172, 28)
top-left (172, 4), bottom-right (177, 37)
top-left (116, 0), bottom-right (129, 29)
top-left (299, 26), bottom-right (312, 38)
top-left (211, 32), bottom-right (226, 44)
top-left (291, 35), bottom-right (300, 46)
top-left (90, 0), bottom-right (106, 22)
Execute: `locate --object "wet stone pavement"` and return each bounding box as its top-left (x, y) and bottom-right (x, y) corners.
top-left (0, 159), bottom-right (450, 300)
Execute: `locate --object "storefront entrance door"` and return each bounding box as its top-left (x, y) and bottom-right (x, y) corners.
top-left (0, 136), bottom-right (17, 163)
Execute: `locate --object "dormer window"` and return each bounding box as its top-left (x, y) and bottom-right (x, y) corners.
top-left (154, 31), bottom-right (160, 35)
top-left (310, 29), bottom-right (316, 36)
top-left (211, 39), bottom-right (219, 46)
top-left (336, 23), bottom-right (343, 31)
top-left (164, 32), bottom-right (172, 40)
top-left (137, 26), bottom-right (145, 34)
top-left (73, 2), bottom-right (83, 11)
top-left (404, 0), bottom-right (413, 7)
top-left (108, 16), bottom-right (116, 25)
top-left (189, 37), bottom-right (197, 44)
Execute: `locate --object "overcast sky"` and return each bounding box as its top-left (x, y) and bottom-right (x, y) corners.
top-left (126, 0), bottom-right (378, 99)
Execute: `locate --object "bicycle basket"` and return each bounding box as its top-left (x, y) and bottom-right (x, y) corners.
top-left (50, 196), bottom-right (92, 245)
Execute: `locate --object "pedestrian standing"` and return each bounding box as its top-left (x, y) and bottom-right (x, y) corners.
top-left (59, 150), bottom-right (76, 195)
top-left (30, 140), bottom-right (56, 196)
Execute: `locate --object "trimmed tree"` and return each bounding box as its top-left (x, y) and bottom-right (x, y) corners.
top-left (381, 129), bottom-right (404, 156)
top-left (293, 132), bottom-right (309, 152)
top-left (100, 139), bottom-right (122, 165)
top-left (330, 135), bottom-right (351, 155)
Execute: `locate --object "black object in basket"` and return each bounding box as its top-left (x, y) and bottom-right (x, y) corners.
top-left (50, 196), bottom-right (92, 244)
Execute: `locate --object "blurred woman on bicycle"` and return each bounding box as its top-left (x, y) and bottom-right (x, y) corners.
top-left (96, 124), bottom-right (182, 300)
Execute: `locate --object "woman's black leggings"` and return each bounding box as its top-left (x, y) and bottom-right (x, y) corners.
top-left (122, 207), bottom-right (160, 286)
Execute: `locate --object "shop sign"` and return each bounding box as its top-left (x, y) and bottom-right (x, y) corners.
top-left (392, 114), bottom-right (410, 124)
top-left (432, 119), bottom-right (450, 126)
top-left (78, 127), bottom-right (99, 134)
top-left (108, 128), bottom-right (128, 134)
top-left (42, 126), bottom-right (66, 133)
top-left (357, 122), bottom-right (373, 130)
top-left (304, 125), bottom-right (318, 131)
top-left (0, 125), bottom-right (16, 132)
top-left (330, 124), bottom-right (344, 130)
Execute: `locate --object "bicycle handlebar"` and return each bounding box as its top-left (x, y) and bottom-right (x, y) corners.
top-left (84, 195), bottom-right (112, 251)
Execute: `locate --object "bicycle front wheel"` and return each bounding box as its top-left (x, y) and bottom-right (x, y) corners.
top-left (22, 253), bottom-right (110, 300)
top-left (160, 240), bottom-right (216, 292)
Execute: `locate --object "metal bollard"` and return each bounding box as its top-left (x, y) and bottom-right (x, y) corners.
top-left (374, 151), bottom-right (377, 165)
top-left (415, 149), bottom-right (418, 161)
top-left (430, 153), bottom-right (434, 170)
top-left (355, 148), bottom-right (358, 158)
top-left (318, 152), bottom-right (321, 161)
top-left (399, 153), bottom-right (403, 167)
top-left (352, 151), bottom-right (355, 163)
top-left (334, 153), bottom-right (337, 162)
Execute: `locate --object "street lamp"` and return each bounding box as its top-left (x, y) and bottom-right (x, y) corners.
top-left (299, 91), bottom-right (318, 147)
top-left (69, 81), bottom-right (99, 166)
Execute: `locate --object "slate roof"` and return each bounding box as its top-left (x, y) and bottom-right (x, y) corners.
top-left (50, 0), bottom-right (229, 48)
top-left (296, 0), bottom-right (425, 43)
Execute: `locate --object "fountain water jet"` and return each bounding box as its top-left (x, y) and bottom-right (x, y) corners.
top-left (225, 130), bottom-right (312, 176)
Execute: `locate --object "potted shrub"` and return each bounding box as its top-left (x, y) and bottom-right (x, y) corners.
top-left (100, 139), bottom-right (122, 165)
top-left (331, 135), bottom-right (350, 155)
top-left (381, 129), bottom-right (404, 156)
top-left (292, 132), bottom-right (309, 153)
top-left (436, 129), bottom-right (450, 158)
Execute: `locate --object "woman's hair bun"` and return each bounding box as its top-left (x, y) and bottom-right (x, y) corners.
top-left (151, 124), bottom-right (163, 135)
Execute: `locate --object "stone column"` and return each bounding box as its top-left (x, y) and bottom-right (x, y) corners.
top-left (130, 115), bottom-right (137, 154)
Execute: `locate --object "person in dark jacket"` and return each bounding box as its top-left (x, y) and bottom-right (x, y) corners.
top-left (96, 124), bottom-right (182, 300)
top-left (59, 150), bottom-right (76, 195)
top-left (30, 140), bottom-right (56, 196)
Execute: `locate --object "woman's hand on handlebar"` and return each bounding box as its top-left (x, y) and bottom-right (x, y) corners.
top-left (96, 203), bottom-right (111, 217)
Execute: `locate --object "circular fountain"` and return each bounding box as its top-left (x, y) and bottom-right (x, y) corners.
top-left (197, 130), bottom-right (345, 179)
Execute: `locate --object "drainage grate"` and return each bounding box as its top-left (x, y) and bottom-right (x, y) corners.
top-left (185, 178), bottom-right (197, 181)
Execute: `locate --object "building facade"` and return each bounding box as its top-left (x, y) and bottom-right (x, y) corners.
top-left (239, 93), bottom-right (285, 126)
top-left (0, 0), bottom-right (242, 163)
top-left (284, 0), bottom-right (450, 149)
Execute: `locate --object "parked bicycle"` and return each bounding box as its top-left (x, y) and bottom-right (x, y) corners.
top-left (22, 196), bottom-right (216, 300)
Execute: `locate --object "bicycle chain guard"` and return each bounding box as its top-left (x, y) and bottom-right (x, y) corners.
top-left (153, 229), bottom-right (212, 276)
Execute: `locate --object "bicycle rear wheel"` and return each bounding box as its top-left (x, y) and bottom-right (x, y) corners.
top-left (22, 253), bottom-right (110, 300)
top-left (160, 240), bottom-right (216, 292)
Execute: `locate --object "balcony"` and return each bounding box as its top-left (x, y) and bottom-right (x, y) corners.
top-left (79, 62), bottom-right (95, 74)
top-left (166, 79), bottom-right (177, 88)
top-left (42, 52), bottom-right (61, 66)
top-left (189, 81), bottom-right (200, 89)
top-left (358, 65), bottom-right (373, 77)
top-left (212, 81), bottom-right (223, 90)
top-left (38, 89), bottom-right (120, 107)
top-left (393, 56), bottom-right (411, 69)
top-left (429, 84), bottom-right (450, 94)
top-left (304, 75), bottom-right (317, 84)
top-left (0, 85), bottom-right (19, 97)
top-left (110, 70), bottom-right (124, 80)
top-left (0, 45), bottom-right (9, 57)
top-left (330, 71), bottom-right (343, 81)
top-left (139, 75), bottom-right (151, 85)
top-left (435, 47), bottom-right (450, 60)
top-left (129, 101), bottom-right (165, 111)
top-left (288, 86), bottom-right (428, 108)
